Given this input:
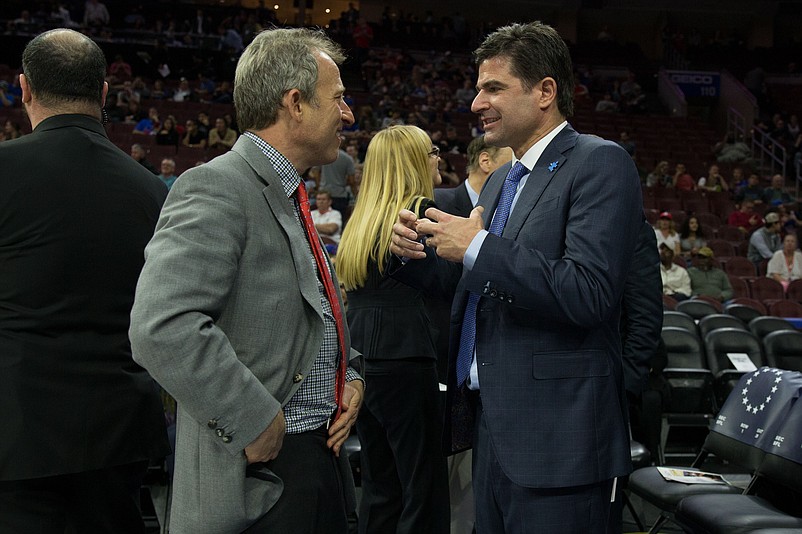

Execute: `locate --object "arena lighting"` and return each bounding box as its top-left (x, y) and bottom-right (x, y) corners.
top-left (274, 4), bottom-right (279, 10)
top-left (325, 8), bottom-right (331, 13)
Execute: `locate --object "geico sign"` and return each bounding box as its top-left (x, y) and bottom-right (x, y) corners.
top-left (670, 74), bottom-right (715, 84)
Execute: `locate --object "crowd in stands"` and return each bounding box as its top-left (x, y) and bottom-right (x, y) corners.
top-left (2, 2), bottom-right (802, 318)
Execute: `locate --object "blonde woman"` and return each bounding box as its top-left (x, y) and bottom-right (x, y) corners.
top-left (337, 125), bottom-right (449, 534)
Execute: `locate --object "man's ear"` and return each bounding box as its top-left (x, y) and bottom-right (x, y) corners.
top-left (101, 81), bottom-right (108, 108)
top-left (19, 73), bottom-right (32, 104)
top-left (477, 151), bottom-right (492, 173)
top-left (538, 77), bottom-right (557, 110)
top-left (283, 88), bottom-right (304, 121)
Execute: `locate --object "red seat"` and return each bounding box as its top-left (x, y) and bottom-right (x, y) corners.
top-left (707, 239), bottom-right (735, 258)
top-left (723, 257), bottom-right (757, 278)
top-left (727, 275), bottom-right (751, 299)
top-left (769, 299), bottom-right (802, 318)
top-left (786, 279), bottom-right (802, 304)
top-left (716, 225), bottom-right (746, 242)
top-left (749, 277), bottom-right (785, 305)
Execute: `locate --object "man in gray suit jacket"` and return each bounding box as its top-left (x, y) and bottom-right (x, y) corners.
top-left (391, 22), bottom-right (642, 533)
top-left (130, 28), bottom-right (363, 534)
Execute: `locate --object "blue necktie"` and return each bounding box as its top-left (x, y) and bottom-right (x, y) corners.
top-left (456, 162), bottom-right (529, 387)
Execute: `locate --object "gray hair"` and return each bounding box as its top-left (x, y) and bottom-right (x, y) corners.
top-left (234, 27), bottom-right (345, 131)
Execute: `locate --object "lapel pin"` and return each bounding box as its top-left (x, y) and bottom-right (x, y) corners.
top-left (548, 160), bottom-right (559, 172)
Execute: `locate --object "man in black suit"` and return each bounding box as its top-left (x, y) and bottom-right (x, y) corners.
top-left (436, 135), bottom-right (513, 219)
top-left (0, 29), bottom-right (170, 533)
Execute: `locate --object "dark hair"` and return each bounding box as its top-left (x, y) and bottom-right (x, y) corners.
top-left (474, 21), bottom-right (574, 117)
top-left (22, 29), bottom-right (106, 108)
top-left (679, 215), bottom-right (705, 239)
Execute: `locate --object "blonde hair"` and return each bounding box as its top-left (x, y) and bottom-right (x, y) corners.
top-left (337, 125), bottom-right (435, 290)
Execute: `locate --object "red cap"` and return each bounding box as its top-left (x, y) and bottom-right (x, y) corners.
top-left (659, 211), bottom-right (672, 220)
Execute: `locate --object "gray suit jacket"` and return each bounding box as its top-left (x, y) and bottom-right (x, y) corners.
top-left (130, 137), bottom-right (359, 533)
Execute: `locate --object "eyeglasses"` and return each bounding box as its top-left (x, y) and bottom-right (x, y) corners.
top-left (428, 146), bottom-right (440, 158)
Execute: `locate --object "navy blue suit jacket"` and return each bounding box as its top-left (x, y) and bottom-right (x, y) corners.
top-left (435, 182), bottom-right (474, 218)
top-left (394, 125), bottom-right (643, 488)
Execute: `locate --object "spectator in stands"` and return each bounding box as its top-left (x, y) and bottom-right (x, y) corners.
top-left (713, 133), bottom-right (752, 165)
top-left (688, 246), bottom-right (733, 302)
top-left (443, 125), bottom-right (466, 154)
top-left (762, 174), bottom-right (792, 205)
top-left (196, 111), bottom-right (210, 137)
top-left (436, 150), bottom-right (460, 186)
top-left (727, 199), bottom-right (761, 234)
top-left (172, 77), bottom-right (194, 102)
top-left (454, 78), bottom-right (477, 103)
top-left (150, 79), bottom-right (170, 100)
top-left (735, 173), bottom-right (765, 203)
top-left (182, 119), bottom-right (207, 149)
top-left (660, 244), bottom-right (691, 301)
top-left (767, 233), bottom-right (802, 292)
top-left (320, 143), bottom-right (356, 215)
top-left (83, 0), bottom-right (110, 27)
top-left (594, 92), bottom-right (619, 113)
top-left (132, 106), bottom-right (160, 135)
top-left (116, 80), bottom-right (140, 109)
top-left (157, 157), bottom-right (177, 190)
top-left (155, 116), bottom-right (179, 146)
top-left (207, 117), bottom-right (237, 149)
top-left (679, 215), bottom-right (707, 259)
top-left (672, 162), bottom-right (695, 191)
top-left (654, 211), bottom-right (681, 255)
top-left (645, 160), bottom-right (672, 188)
top-left (748, 211), bottom-right (783, 268)
top-left (2, 120), bottom-right (23, 141)
top-left (698, 164), bottom-right (729, 192)
top-left (351, 17), bottom-right (374, 66)
top-left (1, 81), bottom-right (18, 107)
top-left (211, 80), bottom-right (234, 104)
top-left (311, 190), bottom-right (342, 245)
top-left (616, 130), bottom-right (636, 159)
top-left (130, 143), bottom-right (157, 175)
top-left (108, 54), bottom-right (132, 83)
top-left (2, 74), bottom-right (22, 102)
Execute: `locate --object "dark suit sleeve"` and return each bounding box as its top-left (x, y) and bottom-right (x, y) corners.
top-left (468, 143), bottom-right (642, 327)
top-left (621, 220), bottom-right (663, 396)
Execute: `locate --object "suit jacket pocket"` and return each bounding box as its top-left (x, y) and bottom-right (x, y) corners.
top-left (532, 350), bottom-right (610, 379)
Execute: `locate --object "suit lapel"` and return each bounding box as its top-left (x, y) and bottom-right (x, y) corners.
top-left (503, 126), bottom-right (578, 238)
top-left (232, 138), bottom-right (323, 318)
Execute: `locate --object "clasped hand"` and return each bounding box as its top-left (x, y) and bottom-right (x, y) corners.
top-left (390, 206), bottom-right (485, 262)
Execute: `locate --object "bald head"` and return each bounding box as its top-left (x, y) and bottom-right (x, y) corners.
top-left (22, 29), bottom-right (106, 110)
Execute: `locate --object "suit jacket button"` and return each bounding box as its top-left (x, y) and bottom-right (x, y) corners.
top-left (293, 373), bottom-right (304, 383)
top-left (489, 289), bottom-right (498, 298)
top-left (497, 292), bottom-right (506, 301)
top-left (507, 295), bottom-right (514, 304)
top-left (222, 435), bottom-right (232, 443)
top-left (207, 419), bottom-right (218, 429)
top-left (215, 428), bottom-right (224, 437)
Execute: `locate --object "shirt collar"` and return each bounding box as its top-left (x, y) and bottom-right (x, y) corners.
top-left (513, 121), bottom-right (568, 171)
top-left (243, 131), bottom-right (301, 198)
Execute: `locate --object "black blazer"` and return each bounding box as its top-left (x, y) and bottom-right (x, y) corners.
top-left (435, 182), bottom-right (474, 218)
top-left (0, 114), bottom-right (170, 480)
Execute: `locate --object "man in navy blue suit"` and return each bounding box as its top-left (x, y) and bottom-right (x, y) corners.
top-left (391, 21), bottom-right (642, 533)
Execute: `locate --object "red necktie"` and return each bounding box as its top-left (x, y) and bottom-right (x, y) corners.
top-left (295, 181), bottom-right (347, 419)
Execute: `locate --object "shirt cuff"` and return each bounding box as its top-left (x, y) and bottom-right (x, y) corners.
top-left (464, 230), bottom-right (488, 270)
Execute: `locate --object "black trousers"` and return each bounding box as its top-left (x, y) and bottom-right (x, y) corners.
top-left (357, 359), bottom-right (450, 534)
top-left (0, 460), bottom-right (149, 534)
top-left (242, 425), bottom-right (350, 534)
